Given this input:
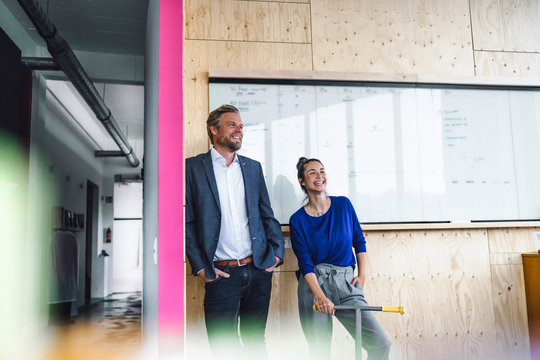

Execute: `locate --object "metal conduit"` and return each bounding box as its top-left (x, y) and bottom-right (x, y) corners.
top-left (17, 0), bottom-right (140, 167)
top-left (21, 57), bottom-right (60, 71)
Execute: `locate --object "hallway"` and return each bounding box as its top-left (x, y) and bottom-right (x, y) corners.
top-left (42, 292), bottom-right (142, 360)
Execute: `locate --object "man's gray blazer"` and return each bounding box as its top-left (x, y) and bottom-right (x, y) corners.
top-left (185, 150), bottom-right (285, 280)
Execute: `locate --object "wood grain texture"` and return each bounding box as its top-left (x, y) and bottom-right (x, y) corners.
top-left (266, 271), bottom-right (311, 359)
top-left (185, 0), bottom-right (311, 43)
top-left (365, 229), bottom-right (498, 359)
top-left (490, 253), bottom-right (523, 265)
top-left (487, 227), bottom-right (540, 254)
top-left (209, 67), bottom-right (418, 82)
top-left (475, 51), bottom-right (540, 77)
top-left (470, 0), bottom-right (540, 52)
top-left (185, 274), bottom-right (212, 359)
top-left (310, 0), bottom-right (474, 75)
top-left (246, 0), bottom-right (309, 3)
top-left (183, 40), bottom-right (312, 157)
top-left (490, 264), bottom-right (531, 359)
top-left (280, 247), bottom-right (299, 272)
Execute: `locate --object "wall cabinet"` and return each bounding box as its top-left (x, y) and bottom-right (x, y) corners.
top-left (522, 253), bottom-right (540, 358)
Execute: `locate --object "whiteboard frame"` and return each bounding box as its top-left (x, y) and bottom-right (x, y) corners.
top-left (209, 69), bottom-right (540, 230)
top-left (210, 68), bottom-right (540, 87)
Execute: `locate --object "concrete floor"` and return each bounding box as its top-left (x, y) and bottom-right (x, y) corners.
top-left (42, 292), bottom-right (142, 360)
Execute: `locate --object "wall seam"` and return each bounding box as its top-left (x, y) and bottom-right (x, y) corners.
top-left (467, 0), bottom-right (477, 76)
top-left (184, 38), bottom-right (311, 45)
top-left (308, 0), bottom-right (314, 71)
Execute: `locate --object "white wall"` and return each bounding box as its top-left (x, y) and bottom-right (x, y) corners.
top-left (42, 82), bottom-right (115, 302)
top-left (112, 182), bottom-right (143, 293)
top-left (1, 6), bottom-right (48, 357)
top-left (0, 0), bottom-right (45, 57)
top-left (77, 50), bottom-right (144, 83)
top-left (24, 75), bottom-right (50, 333)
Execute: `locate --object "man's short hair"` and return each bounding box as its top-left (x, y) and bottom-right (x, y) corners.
top-left (206, 104), bottom-right (239, 145)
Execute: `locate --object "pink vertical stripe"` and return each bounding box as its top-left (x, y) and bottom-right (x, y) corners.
top-left (158, 0), bottom-right (184, 343)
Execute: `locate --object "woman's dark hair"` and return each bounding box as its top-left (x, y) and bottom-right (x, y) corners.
top-left (296, 157), bottom-right (324, 193)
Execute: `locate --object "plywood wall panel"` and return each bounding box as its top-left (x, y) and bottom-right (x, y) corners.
top-left (365, 230), bottom-right (498, 359)
top-left (184, 0), bottom-right (232, 40)
top-left (490, 253), bottom-right (523, 265)
top-left (475, 51), bottom-right (540, 77)
top-left (490, 264), bottom-right (531, 359)
top-left (183, 40), bottom-right (312, 157)
top-left (488, 228), bottom-right (539, 254)
top-left (311, 0), bottom-right (474, 76)
top-left (185, 0), bottom-right (311, 43)
top-left (280, 247), bottom-right (299, 272)
top-left (470, 0), bottom-right (540, 52)
top-left (185, 274), bottom-right (213, 360)
top-left (252, 0), bottom-right (309, 3)
top-left (266, 271), bottom-right (311, 359)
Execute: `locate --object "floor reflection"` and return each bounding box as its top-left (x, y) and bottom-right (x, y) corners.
top-left (43, 292), bottom-right (141, 360)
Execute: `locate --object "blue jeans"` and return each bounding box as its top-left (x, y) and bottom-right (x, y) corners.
top-left (204, 262), bottom-right (273, 357)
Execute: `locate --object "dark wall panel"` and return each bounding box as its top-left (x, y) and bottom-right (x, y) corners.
top-left (0, 26), bottom-right (22, 137)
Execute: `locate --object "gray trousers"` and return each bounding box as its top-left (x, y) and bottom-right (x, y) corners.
top-left (298, 263), bottom-right (391, 360)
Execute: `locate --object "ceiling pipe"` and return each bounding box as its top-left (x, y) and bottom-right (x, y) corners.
top-left (21, 57), bottom-right (60, 71)
top-left (17, 0), bottom-right (140, 167)
top-left (95, 150), bottom-right (125, 157)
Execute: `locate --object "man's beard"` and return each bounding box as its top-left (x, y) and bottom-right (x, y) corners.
top-left (217, 135), bottom-right (242, 152)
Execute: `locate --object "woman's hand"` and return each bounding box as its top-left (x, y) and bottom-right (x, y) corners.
top-left (351, 275), bottom-right (365, 288)
top-left (353, 252), bottom-right (367, 288)
top-left (314, 295), bottom-right (335, 315)
top-left (304, 272), bottom-right (334, 314)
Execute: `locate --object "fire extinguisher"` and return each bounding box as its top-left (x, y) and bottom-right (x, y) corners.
top-left (105, 228), bottom-right (112, 243)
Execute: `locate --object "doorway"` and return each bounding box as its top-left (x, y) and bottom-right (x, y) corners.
top-left (112, 181), bottom-right (143, 293)
top-left (85, 180), bottom-right (99, 304)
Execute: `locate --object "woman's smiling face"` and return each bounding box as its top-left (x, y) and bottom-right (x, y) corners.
top-left (300, 161), bottom-right (327, 193)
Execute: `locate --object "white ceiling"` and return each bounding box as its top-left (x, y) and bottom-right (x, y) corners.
top-left (47, 80), bottom-right (145, 144)
top-left (100, 83), bottom-right (145, 140)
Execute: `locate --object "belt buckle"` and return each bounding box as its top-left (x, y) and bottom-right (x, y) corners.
top-left (237, 258), bottom-right (245, 267)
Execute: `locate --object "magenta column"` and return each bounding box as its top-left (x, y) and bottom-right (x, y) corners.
top-left (158, 0), bottom-right (184, 354)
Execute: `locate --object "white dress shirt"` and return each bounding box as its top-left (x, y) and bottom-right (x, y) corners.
top-left (211, 148), bottom-right (252, 261)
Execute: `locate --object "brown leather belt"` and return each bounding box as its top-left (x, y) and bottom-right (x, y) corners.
top-left (214, 256), bottom-right (253, 268)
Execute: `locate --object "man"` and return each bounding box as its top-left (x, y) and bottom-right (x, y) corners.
top-left (185, 104), bottom-right (284, 356)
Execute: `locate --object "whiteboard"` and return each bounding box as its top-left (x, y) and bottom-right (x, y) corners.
top-left (209, 81), bottom-right (540, 224)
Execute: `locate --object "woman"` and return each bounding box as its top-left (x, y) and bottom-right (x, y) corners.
top-left (289, 157), bottom-right (391, 360)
